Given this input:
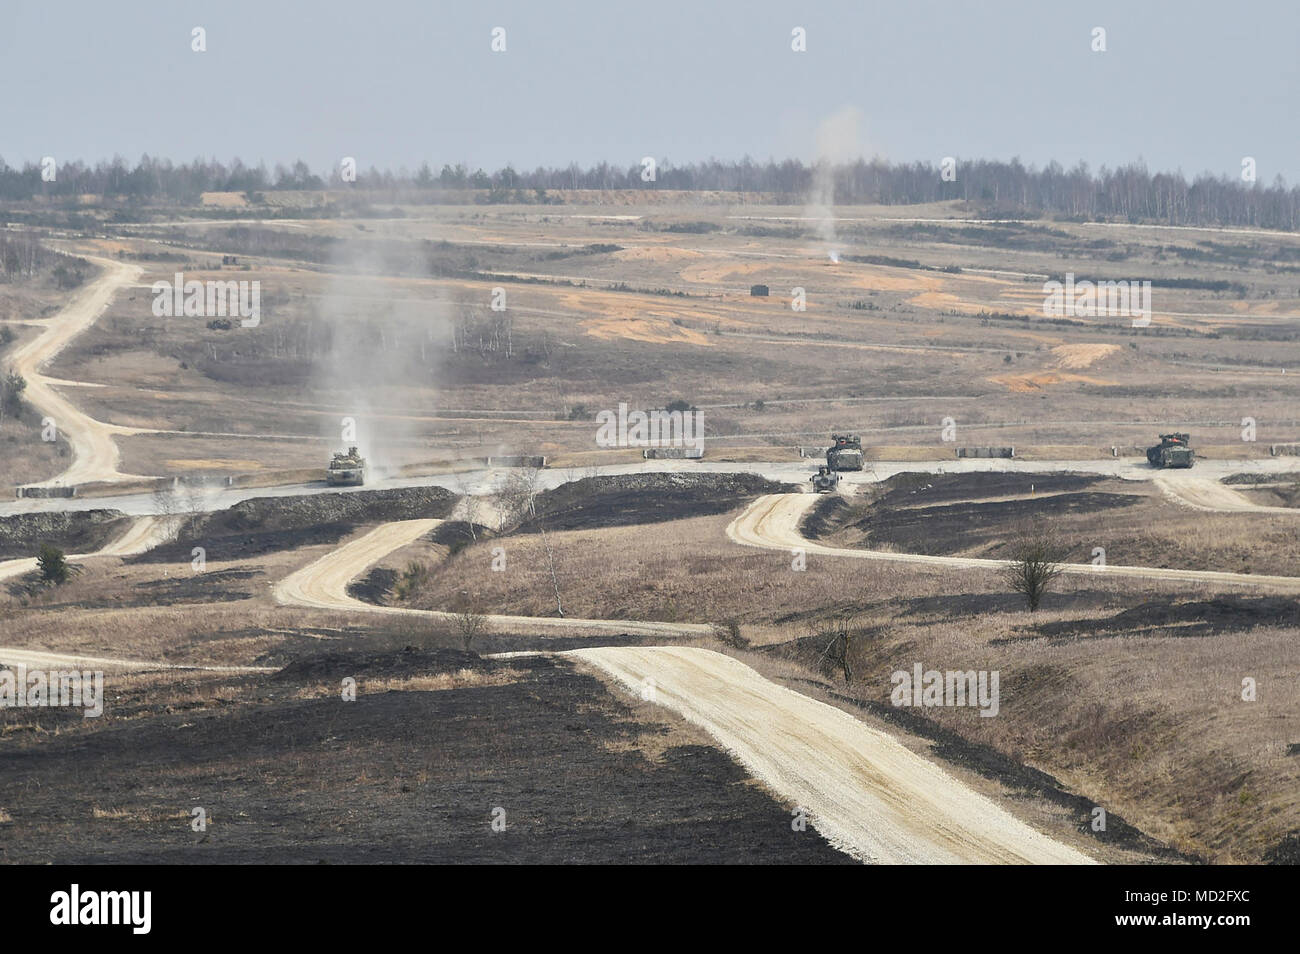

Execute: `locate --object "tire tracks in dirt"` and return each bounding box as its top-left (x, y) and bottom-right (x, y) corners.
top-left (0, 646), bottom-right (272, 673)
top-left (269, 516), bottom-right (1099, 863)
top-left (10, 255), bottom-right (148, 487)
top-left (0, 514), bottom-right (173, 583)
top-left (0, 517), bottom-right (269, 672)
top-left (566, 645), bottom-right (1095, 864)
top-left (271, 518), bottom-right (713, 638)
top-left (727, 493), bottom-right (1300, 591)
top-left (1153, 475), bottom-right (1299, 514)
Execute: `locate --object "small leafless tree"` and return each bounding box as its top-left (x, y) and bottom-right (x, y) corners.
top-left (181, 483), bottom-right (211, 537)
top-left (1002, 525), bottom-right (1067, 611)
top-left (496, 466), bottom-right (542, 529)
top-left (451, 474), bottom-right (482, 542)
top-left (492, 467), bottom-right (564, 616)
top-left (453, 606), bottom-right (489, 652)
top-left (538, 523), bottom-right (564, 617)
top-left (817, 612), bottom-right (857, 685)
top-left (461, 495), bottom-right (481, 542)
top-left (151, 483), bottom-right (184, 540)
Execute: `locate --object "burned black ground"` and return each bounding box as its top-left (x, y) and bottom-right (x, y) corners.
top-left (134, 486), bottom-right (458, 564)
top-left (751, 637), bottom-right (1192, 863)
top-left (0, 509), bottom-right (129, 560)
top-left (1009, 596), bottom-right (1300, 644)
top-left (523, 472), bottom-right (796, 533)
top-left (0, 651), bottom-right (850, 864)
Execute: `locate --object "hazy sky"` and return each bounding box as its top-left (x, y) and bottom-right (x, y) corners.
top-left (2, 0), bottom-right (1296, 182)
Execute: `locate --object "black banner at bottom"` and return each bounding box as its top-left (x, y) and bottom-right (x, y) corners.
top-left (0, 862), bottom-right (1276, 941)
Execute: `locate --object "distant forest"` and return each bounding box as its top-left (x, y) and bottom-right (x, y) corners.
top-left (2, 155), bottom-right (1299, 231)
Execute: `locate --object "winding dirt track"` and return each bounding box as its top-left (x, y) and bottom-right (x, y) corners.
top-left (10, 259), bottom-right (1292, 860)
top-left (10, 256), bottom-right (145, 486)
top-left (0, 646), bottom-right (272, 673)
top-left (1153, 474), bottom-right (1299, 514)
top-left (262, 512), bottom-right (1097, 863)
top-left (4, 238), bottom-right (1296, 862)
top-left (567, 646), bottom-right (1094, 864)
top-left (0, 515), bottom-right (173, 584)
top-left (271, 518), bottom-right (712, 638)
top-left (727, 493), bottom-right (1300, 591)
top-left (0, 517), bottom-right (270, 671)
top-left (264, 492), bottom-right (1300, 863)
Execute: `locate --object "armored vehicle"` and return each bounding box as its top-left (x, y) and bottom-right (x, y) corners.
top-left (327, 446), bottom-right (368, 485)
top-left (811, 464), bottom-right (840, 493)
top-left (1146, 433), bottom-right (1194, 469)
top-left (827, 434), bottom-right (864, 472)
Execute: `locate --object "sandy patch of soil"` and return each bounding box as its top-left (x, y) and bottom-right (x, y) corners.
top-left (581, 316), bottom-right (713, 346)
top-left (612, 246), bottom-right (705, 263)
top-left (1051, 343), bottom-right (1120, 369)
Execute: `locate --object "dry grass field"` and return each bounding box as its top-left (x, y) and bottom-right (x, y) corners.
top-left (394, 500), bottom-right (1298, 863)
top-left (3, 195), bottom-right (1299, 865)
top-left (1, 196), bottom-right (1293, 482)
top-left (3, 477), bottom-right (1294, 862)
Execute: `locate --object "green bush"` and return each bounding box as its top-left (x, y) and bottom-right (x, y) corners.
top-left (37, 544), bottom-right (70, 585)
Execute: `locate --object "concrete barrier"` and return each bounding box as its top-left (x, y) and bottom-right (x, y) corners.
top-left (487, 456), bottom-right (547, 468)
top-left (15, 485), bottom-right (78, 498)
top-left (799, 446), bottom-right (831, 459)
top-left (175, 475), bottom-right (236, 487)
top-left (956, 446), bottom-right (1015, 459)
top-left (642, 447), bottom-right (704, 460)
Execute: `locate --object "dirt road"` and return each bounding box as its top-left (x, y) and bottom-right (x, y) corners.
top-left (10, 256), bottom-right (146, 486)
top-left (727, 493), bottom-right (1300, 591)
top-left (9, 452), bottom-right (1299, 520)
top-left (568, 646), bottom-right (1094, 864)
top-left (0, 515), bottom-right (267, 672)
top-left (1154, 474), bottom-right (1299, 514)
top-left (0, 646), bottom-right (273, 673)
top-left (0, 514), bottom-right (173, 583)
top-left (274, 519), bottom-right (443, 612)
top-left (272, 519), bottom-right (712, 637)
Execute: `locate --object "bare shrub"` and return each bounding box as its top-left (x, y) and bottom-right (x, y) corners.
top-left (815, 611), bottom-right (858, 685)
top-left (452, 606), bottom-right (489, 652)
top-left (1002, 525), bottom-right (1067, 611)
top-left (711, 617), bottom-right (748, 648)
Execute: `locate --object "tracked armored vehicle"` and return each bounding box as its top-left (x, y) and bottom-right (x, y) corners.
top-left (827, 434), bottom-right (864, 472)
top-left (327, 446), bottom-right (368, 485)
top-left (811, 464), bottom-right (840, 493)
top-left (1146, 433), bottom-right (1194, 469)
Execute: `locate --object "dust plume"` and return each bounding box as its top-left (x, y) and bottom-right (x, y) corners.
top-left (311, 239), bottom-right (455, 478)
top-left (805, 106), bottom-right (868, 263)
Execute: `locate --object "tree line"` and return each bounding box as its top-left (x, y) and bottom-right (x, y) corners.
top-left (0, 234), bottom-right (89, 287)
top-left (3, 154), bottom-right (1300, 230)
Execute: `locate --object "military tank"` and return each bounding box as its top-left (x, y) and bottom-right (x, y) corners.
top-left (327, 446), bottom-right (368, 485)
top-left (827, 434), bottom-right (864, 472)
top-left (1146, 433), bottom-right (1194, 468)
top-left (811, 464), bottom-right (840, 493)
